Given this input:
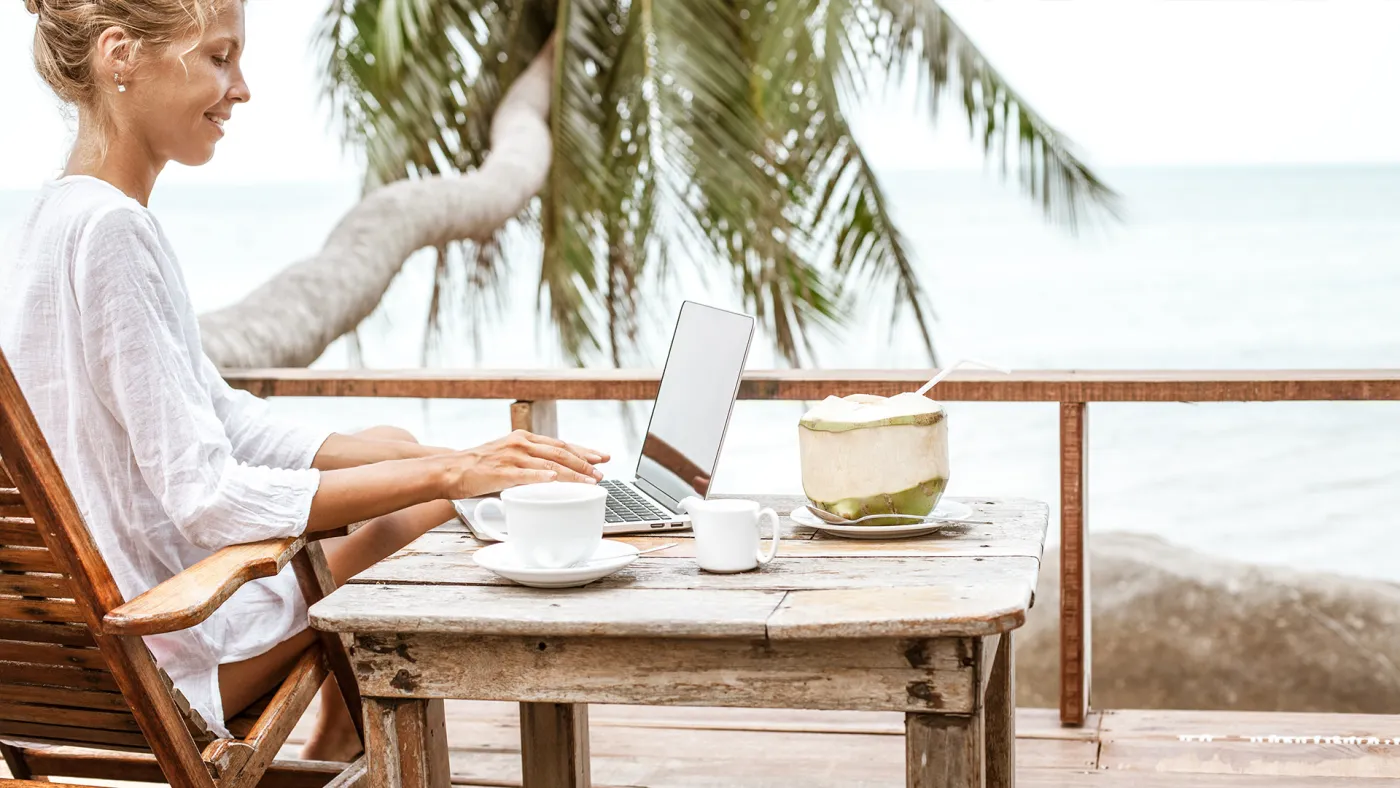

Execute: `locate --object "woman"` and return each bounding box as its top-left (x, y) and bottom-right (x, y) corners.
top-left (1, 0), bottom-right (607, 760)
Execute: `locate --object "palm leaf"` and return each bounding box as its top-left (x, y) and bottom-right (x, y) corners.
top-left (314, 0), bottom-right (1118, 370)
top-left (868, 0), bottom-right (1121, 229)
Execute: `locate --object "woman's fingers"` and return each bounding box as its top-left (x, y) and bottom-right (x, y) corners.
top-left (513, 468), bottom-right (560, 485)
top-left (516, 431), bottom-right (609, 464)
top-left (567, 442), bottom-right (609, 463)
top-left (525, 442), bottom-right (600, 480)
top-left (520, 456), bottom-right (598, 485)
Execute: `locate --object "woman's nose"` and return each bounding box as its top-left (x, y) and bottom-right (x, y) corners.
top-left (230, 73), bottom-right (251, 104)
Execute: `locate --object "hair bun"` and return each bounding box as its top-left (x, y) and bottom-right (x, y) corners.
top-left (24, 0), bottom-right (42, 14)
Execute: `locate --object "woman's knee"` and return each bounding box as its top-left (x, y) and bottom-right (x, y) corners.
top-left (355, 425), bottom-right (419, 444)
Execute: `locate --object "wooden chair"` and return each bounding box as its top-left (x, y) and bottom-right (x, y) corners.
top-left (0, 346), bottom-right (366, 788)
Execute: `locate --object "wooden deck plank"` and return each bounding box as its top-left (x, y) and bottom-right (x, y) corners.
top-left (1099, 738), bottom-right (1400, 779)
top-left (11, 707), bottom-right (1398, 787)
top-left (1099, 708), bottom-right (1400, 779)
top-left (1099, 708), bottom-right (1400, 737)
top-left (422, 718), bottom-right (1095, 787)
top-left (1016, 773), bottom-right (1400, 787)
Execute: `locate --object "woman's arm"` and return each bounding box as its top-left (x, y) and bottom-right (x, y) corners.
top-left (303, 430), bottom-right (607, 533)
top-left (308, 432), bottom-right (453, 471)
top-left (75, 210), bottom-right (608, 546)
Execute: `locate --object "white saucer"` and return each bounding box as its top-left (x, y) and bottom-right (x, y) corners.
top-left (472, 540), bottom-right (640, 588)
top-left (788, 500), bottom-right (976, 539)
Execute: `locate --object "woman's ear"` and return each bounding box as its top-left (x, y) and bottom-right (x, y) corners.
top-left (93, 25), bottom-right (136, 88)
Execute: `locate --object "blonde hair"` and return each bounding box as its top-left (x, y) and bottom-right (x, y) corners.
top-left (24, 0), bottom-right (227, 110)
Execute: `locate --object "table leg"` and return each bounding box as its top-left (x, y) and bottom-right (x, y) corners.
top-left (364, 697), bottom-right (451, 788)
top-left (906, 709), bottom-right (984, 788)
top-left (520, 701), bottom-right (591, 788)
top-left (986, 632), bottom-right (1015, 788)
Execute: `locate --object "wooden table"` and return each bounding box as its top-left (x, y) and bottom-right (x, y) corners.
top-left (309, 496), bottom-right (1048, 788)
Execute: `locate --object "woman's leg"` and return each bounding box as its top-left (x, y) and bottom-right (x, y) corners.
top-left (218, 425), bottom-right (457, 760)
top-left (218, 629), bottom-right (318, 721)
top-left (298, 497), bottom-right (455, 760)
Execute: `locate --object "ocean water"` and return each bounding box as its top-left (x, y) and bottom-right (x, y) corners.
top-left (4, 165), bottom-right (1400, 582)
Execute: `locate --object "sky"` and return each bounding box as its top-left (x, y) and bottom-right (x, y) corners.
top-left (2, 0), bottom-right (1399, 191)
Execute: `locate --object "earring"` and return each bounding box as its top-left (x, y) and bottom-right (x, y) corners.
top-left (114, 73), bottom-right (126, 93)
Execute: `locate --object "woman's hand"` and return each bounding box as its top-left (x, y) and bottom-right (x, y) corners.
top-left (438, 430), bottom-right (610, 499)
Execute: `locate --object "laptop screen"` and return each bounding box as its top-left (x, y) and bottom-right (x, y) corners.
top-left (634, 302), bottom-right (755, 508)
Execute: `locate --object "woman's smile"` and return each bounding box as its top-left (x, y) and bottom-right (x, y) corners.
top-left (204, 112), bottom-right (228, 137)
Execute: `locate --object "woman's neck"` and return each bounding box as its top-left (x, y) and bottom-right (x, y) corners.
top-left (64, 116), bottom-right (165, 207)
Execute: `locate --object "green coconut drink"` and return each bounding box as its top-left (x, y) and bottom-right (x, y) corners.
top-left (798, 392), bottom-right (949, 526)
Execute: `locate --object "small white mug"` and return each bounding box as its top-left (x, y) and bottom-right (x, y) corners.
top-left (472, 482), bottom-right (606, 569)
top-left (680, 497), bottom-right (780, 573)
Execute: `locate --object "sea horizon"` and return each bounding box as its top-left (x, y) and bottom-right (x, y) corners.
top-left (4, 163), bottom-right (1399, 584)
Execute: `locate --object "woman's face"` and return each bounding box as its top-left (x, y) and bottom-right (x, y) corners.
top-left (118, 1), bottom-right (250, 167)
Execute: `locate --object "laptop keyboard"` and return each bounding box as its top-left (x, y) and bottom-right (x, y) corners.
top-left (600, 480), bottom-right (671, 523)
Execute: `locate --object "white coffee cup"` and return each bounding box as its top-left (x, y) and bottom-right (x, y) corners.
top-left (679, 497), bottom-right (780, 573)
top-left (472, 482), bottom-right (606, 569)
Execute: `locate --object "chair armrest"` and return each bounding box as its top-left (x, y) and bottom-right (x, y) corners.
top-left (103, 536), bottom-right (308, 636)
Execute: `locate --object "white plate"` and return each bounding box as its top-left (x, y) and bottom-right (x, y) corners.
top-left (788, 500), bottom-right (976, 539)
top-left (472, 540), bottom-right (639, 588)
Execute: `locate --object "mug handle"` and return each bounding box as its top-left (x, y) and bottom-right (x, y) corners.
top-left (755, 507), bottom-right (781, 566)
top-left (469, 498), bottom-right (510, 543)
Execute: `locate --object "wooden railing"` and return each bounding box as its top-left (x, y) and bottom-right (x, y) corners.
top-left (225, 368), bottom-right (1400, 726)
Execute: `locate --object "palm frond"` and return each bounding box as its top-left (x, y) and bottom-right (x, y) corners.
top-left (867, 0), bottom-right (1121, 229)
top-left (314, 0), bottom-right (1118, 371)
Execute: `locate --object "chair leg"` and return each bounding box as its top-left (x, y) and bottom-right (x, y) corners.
top-left (1, 742), bottom-right (33, 779)
top-left (293, 542), bottom-right (365, 744)
top-left (324, 755), bottom-right (368, 788)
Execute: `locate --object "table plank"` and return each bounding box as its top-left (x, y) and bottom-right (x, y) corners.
top-left (355, 541), bottom-right (1041, 592)
top-left (767, 583), bottom-right (1034, 639)
top-left (312, 585), bottom-right (786, 638)
top-left (440, 496), bottom-right (1049, 557)
top-left (358, 532), bottom-right (1043, 586)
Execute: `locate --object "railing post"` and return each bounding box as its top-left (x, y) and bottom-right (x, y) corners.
top-left (1059, 401), bottom-right (1090, 726)
top-left (511, 400), bottom-right (559, 438)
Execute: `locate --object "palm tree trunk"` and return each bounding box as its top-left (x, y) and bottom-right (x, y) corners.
top-left (197, 40), bottom-right (556, 370)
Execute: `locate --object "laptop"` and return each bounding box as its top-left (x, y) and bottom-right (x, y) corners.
top-left (457, 301), bottom-right (756, 536)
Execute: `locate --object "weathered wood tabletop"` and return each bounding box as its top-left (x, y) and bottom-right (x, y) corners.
top-left (310, 495), bottom-right (1048, 788)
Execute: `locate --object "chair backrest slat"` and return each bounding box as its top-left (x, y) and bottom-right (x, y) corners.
top-left (0, 448), bottom-right (138, 753)
top-left (0, 596), bottom-right (85, 624)
top-left (1, 683), bottom-right (128, 711)
top-left (0, 702), bottom-right (141, 734)
top-left (0, 484), bottom-right (141, 754)
top-left (0, 620), bottom-right (95, 648)
top-left (0, 349), bottom-right (217, 785)
top-left (0, 547), bottom-right (60, 575)
top-left (0, 518), bottom-right (43, 548)
top-left (0, 640), bottom-right (108, 671)
top-left (0, 573), bottom-right (72, 600)
top-left (0, 721), bottom-right (150, 751)
top-left (0, 660), bottom-right (120, 693)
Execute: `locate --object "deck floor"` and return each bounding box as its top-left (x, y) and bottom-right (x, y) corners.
top-left (417, 703), bottom-right (1400, 787)
top-left (7, 703), bottom-right (1400, 787)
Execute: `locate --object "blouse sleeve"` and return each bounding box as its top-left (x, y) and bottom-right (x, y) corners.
top-left (73, 208), bottom-right (320, 552)
top-left (198, 357), bottom-right (334, 472)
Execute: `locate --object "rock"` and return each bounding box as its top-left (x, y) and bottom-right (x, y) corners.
top-left (1014, 532), bottom-right (1400, 712)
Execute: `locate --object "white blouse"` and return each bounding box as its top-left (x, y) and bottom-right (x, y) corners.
top-left (0, 175), bottom-right (332, 738)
